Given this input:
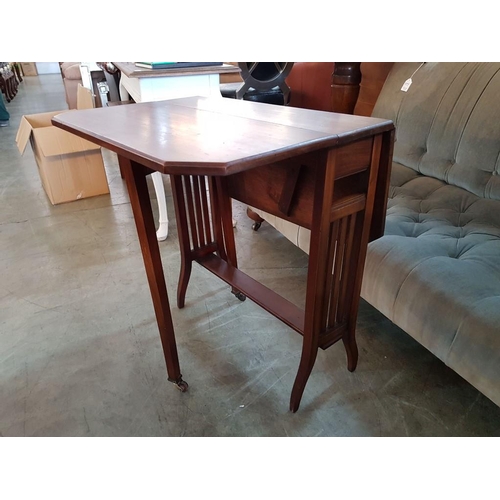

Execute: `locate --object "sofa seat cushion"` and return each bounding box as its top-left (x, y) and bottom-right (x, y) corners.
top-left (362, 162), bottom-right (500, 406)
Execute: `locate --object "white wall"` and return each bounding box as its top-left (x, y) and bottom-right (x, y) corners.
top-left (35, 62), bottom-right (61, 74)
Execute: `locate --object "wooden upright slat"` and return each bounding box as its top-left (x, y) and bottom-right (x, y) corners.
top-left (182, 176), bottom-right (199, 249)
top-left (329, 216), bottom-right (347, 328)
top-left (337, 213), bottom-right (357, 323)
top-left (199, 176), bottom-right (213, 245)
top-left (208, 177), bottom-right (227, 261)
top-left (323, 221), bottom-right (339, 332)
top-left (192, 176), bottom-right (206, 247)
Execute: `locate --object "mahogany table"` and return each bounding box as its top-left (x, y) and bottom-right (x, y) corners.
top-left (52, 97), bottom-right (394, 412)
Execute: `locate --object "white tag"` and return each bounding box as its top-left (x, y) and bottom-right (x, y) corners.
top-left (401, 78), bottom-right (412, 92)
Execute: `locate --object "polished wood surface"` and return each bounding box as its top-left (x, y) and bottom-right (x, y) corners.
top-left (287, 62), bottom-right (335, 112)
top-left (52, 96), bottom-right (393, 176)
top-left (331, 63), bottom-right (362, 114)
top-left (353, 62), bottom-right (395, 117)
top-left (114, 62), bottom-right (240, 79)
top-left (52, 97), bottom-right (395, 412)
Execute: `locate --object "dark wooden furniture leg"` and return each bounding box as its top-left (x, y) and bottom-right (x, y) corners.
top-left (118, 161), bottom-right (125, 179)
top-left (119, 156), bottom-right (187, 391)
top-left (289, 135), bottom-right (384, 412)
top-left (7, 73), bottom-right (17, 101)
top-left (170, 175), bottom-right (194, 309)
top-left (214, 177), bottom-right (246, 300)
top-left (342, 134), bottom-right (384, 367)
top-left (13, 63), bottom-right (23, 83)
top-left (290, 150), bottom-right (335, 412)
top-left (331, 63), bottom-right (361, 114)
top-left (246, 207), bottom-right (265, 231)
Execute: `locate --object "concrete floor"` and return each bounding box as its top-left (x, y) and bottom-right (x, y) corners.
top-left (1, 74), bottom-right (500, 437)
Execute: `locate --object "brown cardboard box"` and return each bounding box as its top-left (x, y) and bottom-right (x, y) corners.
top-left (219, 62), bottom-right (242, 84)
top-left (20, 62), bottom-right (38, 76)
top-left (76, 83), bottom-right (95, 110)
top-left (16, 109), bottom-right (109, 205)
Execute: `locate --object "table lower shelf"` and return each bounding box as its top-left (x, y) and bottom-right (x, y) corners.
top-left (199, 253), bottom-right (304, 334)
top-left (197, 253), bottom-right (347, 350)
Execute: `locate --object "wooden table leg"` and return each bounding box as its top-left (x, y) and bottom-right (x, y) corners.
top-left (119, 156), bottom-right (187, 392)
top-left (170, 174), bottom-right (194, 309)
top-left (290, 149), bottom-right (336, 412)
top-left (214, 177), bottom-right (246, 301)
top-left (289, 135), bottom-right (383, 412)
top-left (343, 134), bottom-right (383, 371)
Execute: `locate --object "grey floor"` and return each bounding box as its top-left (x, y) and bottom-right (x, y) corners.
top-left (1, 74), bottom-right (500, 437)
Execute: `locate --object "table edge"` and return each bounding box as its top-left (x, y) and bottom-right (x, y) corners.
top-left (52, 113), bottom-right (394, 177)
top-left (113, 62), bottom-right (241, 79)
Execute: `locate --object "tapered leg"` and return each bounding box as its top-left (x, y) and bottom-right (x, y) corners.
top-left (170, 175), bottom-right (193, 309)
top-left (215, 177), bottom-right (246, 301)
top-left (290, 150), bottom-right (336, 412)
top-left (118, 161), bottom-right (125, 179)
top-left (290, 340), bottom-right (321, 413)
top-left (342, 335), bottom-right (359, 372)
top-left (342, 134), bottom-right (383, 373)
top-left (119, 156), bottom-right (187, 391)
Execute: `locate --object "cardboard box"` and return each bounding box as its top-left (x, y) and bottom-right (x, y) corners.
top-left (219, 62), bottom-right (242, 84)
top-left (16, 109), bottom-right (109, 205)
top-left (20, 62), bottom-right (38, 76)
top-left (76, 83), bottom-right (95, 110)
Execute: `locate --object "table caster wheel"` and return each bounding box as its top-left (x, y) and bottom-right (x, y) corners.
top-left (232, 290), bottom-right (247, 302)
top-left (176, 380), bottom-right (189, 392)
top-left (252, 222), bottom-right (262, 231)
top-left (169, 377), bottom-right (189, 392)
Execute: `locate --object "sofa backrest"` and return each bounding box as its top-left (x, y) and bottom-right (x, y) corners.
top-left (372, 62), bottom-right (500, 201)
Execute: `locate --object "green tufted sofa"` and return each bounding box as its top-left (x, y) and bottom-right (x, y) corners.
top-left (253, 62), bottom-right (500, 407)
